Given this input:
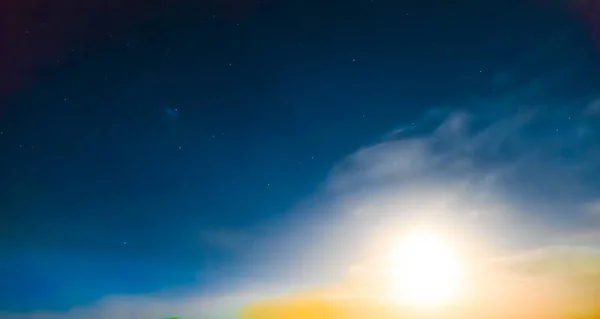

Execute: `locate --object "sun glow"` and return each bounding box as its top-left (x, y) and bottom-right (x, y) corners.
top-left (386, 232), bottom-right (465, 308)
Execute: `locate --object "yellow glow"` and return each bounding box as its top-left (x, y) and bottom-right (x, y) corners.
top-left (387, 232), bottom-right (465, 308)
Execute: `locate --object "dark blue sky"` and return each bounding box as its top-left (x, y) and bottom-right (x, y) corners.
top-left (1, 0), bottom-right (600, 315)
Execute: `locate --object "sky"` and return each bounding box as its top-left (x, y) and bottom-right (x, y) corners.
top-left (1, 0), bottom-right (600, 318)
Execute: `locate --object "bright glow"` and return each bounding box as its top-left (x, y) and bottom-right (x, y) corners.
top-left (387, 232), bottom-right (465, 308)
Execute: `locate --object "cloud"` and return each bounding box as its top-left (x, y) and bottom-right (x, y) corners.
top-left (240, 246), bottom-right (600, 319)
top-left (8, 101), bottom-right (600, 319)
top-left (0, 285), bottom-right (291, 319)
top-left (6, 33), bottom-right (600, 319)
top-left (315, 105), bottom-right (600, 249)
top-left (237, 93), bottom-right (600, 317)
top-left (499, 246), bottom-right (600, 279)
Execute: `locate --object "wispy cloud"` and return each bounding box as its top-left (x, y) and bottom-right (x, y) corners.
top-left (6, 31), bottom-right (600, 319)
top-left (238, 102), bottom-right (600, 318)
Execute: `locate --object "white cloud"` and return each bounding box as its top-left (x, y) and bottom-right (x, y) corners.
top-left (7, 33), bottom-right (600, 319)
top-left (9, 104), bottom-right (600, 319)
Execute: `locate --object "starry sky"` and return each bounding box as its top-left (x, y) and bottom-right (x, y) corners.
top-left (1, 0), bottom-right (600, 318)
